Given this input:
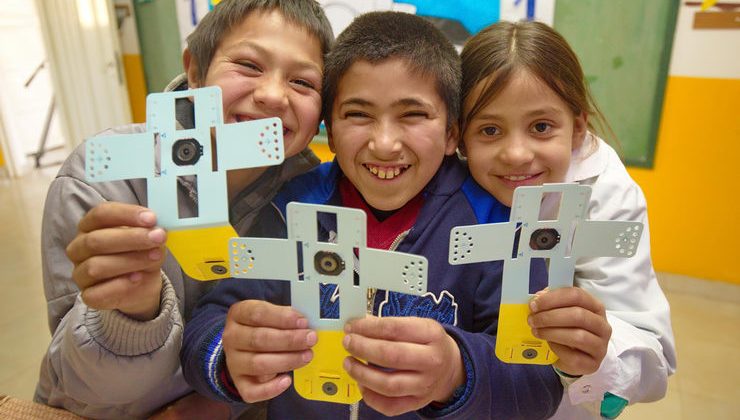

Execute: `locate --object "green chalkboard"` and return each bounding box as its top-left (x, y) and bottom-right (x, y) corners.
top-left (553, 0), bottom-right (679, 167)
top-left (133, 0), bottom-right (183, 93)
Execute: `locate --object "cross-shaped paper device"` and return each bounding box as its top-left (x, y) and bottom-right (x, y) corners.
top-left (229, 202), bottom-right (429, 404)
top-left (85, 86), bottom-right (284, 280)
top-left (448, 184), bottom-right (643, 364)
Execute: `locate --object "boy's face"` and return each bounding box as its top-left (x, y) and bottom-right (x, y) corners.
top-left (185, 10), bottom-right (323, 159)
top-left (328, 58), bottom-right (457, 211)
top-left (462, 70), bottom-right (586, 207)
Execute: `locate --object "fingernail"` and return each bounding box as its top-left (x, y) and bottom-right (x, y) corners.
top-left (130, 272), bottom-right (143, 283)
top-left (279, 376), bottom-right (291, 389)
top-left (302, 350), bottom-right (313, 363)
top-left (306, 331), bottom-right (317, 346)
top-left (296, 317), bottom-right (308, 329)
top-left (343, 334), bottom-right (351, 348)
top-left (527, 315), bottom-right (534, 327)
top-left (343, 358), bottom-right (351, 372)
top-left (531, 328), bottom-right (539, 338)
top-left (344, 323), bottom-right (352, 334)
top-left (139, 211), bottom-right (156, 225)
top-left (529, 300), bottom-right (538, 313)
top-left (148, 228), bottom-right (166, 244)
top-left (148, 248), bottom-right (162, 260)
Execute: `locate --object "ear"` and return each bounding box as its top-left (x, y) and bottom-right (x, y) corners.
top-left (457, 139), bottom-right (467, 157)
top-left (444, 123), bottom-right (460, 156)
top-left (326, 124), bottom-right (336, 153)
top-left (571, 112), bottom-right (588, 150)
top-left (183, 49), bottom-right (200, 89)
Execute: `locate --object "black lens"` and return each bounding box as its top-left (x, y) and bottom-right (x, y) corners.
top-left (172, 138), bottom-right (203, 166)
top-left (322, 381), bottom-right (338, 395)
top-left (314, 251), bottom-right (344, 276)
top-left (522, 348), bottom-right (538, 359)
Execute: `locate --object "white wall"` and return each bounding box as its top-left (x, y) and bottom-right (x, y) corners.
top-left (668, 1), bottom-right (740, 79)
top-left (0, 1), bottom-right (66, 176)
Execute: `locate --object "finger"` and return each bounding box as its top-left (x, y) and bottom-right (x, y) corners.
top-left (66, 227), bottom-right (166, 263)
top-left (532, 326), bottom-right (606, 359)
top-left (222, 324), bottom-right (317, 353)
top-left (529, 306), bottom-right (611, 338)
top-left (225, 348), bottom-right (313, 377)
top-left (80, 271), bottom-right (161, 311)
top-left (342, 333), bottom-right (435, 371)
top-left (78, 202), bottom-right (157, 233)
top-left (358, 384), bottom-right (425, 417)
top-left (530, 287), bottom-right (605, 316)
top-left (344, 357), bottom-right (432, 399)
top-left (228, 300), bottom-right (309, 330)
top-left (72, 247), bottom-right (166, 289)
top-left (345, 316), bottom-right (443, 345)
top-left (232, 373), bottom-right (292, 403)
top-left (549, 342), bottom-right (602, 375)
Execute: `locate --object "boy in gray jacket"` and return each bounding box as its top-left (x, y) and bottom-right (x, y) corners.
top-left (35, 1), bottom-right (333, 418)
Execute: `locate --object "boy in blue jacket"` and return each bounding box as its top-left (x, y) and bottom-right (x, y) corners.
top-left (181, 11), bottom-right (562, 419)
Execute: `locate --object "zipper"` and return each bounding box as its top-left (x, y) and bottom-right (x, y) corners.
top-left (351, 228), bottom-right (411, 419)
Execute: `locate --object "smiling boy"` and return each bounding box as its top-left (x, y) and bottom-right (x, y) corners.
top-left (182, 11), bottom-right (563, 419)
top-left (36, 1), bottom-right (333, 418)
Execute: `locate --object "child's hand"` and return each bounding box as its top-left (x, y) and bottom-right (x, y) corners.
top-left (528, 287), bottom-right (612, 376)
top-left (65, 202), bottom-right (167, 321)
top-left (222, 300), bottom-right (317, 403)
top-left (342, 316), bottom-right (465, 416)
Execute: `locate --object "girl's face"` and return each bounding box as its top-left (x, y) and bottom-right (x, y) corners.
top-left (462, 70), bottom-right (586, 206)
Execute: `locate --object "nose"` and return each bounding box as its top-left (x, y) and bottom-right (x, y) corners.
top-left (498, 133), bottom-right (534, 167)
top-left (368, 120), bottom-right (402, 159)
top-left (253, 75), bottom-right (288, 111)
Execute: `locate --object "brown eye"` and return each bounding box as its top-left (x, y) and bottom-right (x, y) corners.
top-left (533, 122), bottom-right (550, 133)
top-left (482, 126), bottom-right (499, 136)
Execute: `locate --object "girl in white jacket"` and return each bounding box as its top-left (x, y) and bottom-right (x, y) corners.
top-left (459, 20), bottom-right (676, 419)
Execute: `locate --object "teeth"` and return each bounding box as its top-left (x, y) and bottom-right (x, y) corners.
top-left (365, 164), bottom-right (407, 179)
top-left (505, 175), bottom-right (532, 181)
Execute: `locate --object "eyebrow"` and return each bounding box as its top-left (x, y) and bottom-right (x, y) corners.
top-left (229, 41), bottom-right (322, 74)
top-left (475, 106), bottom-right (566, 120)
top-left (338, 97), bottom-right (434, 109)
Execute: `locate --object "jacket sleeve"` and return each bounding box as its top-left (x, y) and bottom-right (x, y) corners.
top-left (421, 327), bottom-right (563, 420)
top-left (564, 166), bottom-right (676, 409)
top-left (419, 260), bottom-right (562, 420)
top-left (35, 143), bottom-right (190, 418)
top-left (181, 277), bottom-right (289, 405)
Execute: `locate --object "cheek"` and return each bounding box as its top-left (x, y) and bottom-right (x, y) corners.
top-left (297, 95), bottom-right (322, 127)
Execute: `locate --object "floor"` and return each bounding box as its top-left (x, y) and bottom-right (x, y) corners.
top-left (0, 165), bottom-right (739, 419)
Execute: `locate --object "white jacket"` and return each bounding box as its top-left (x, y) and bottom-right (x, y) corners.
top-left (546, 134), bottom-right (676, 419)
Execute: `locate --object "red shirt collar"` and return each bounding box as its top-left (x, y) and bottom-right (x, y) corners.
top-left (338, 177), bottom-right (423, 250)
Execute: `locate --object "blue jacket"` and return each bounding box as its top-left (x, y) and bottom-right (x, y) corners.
top-left (182, 157), bottom-right (562, 419)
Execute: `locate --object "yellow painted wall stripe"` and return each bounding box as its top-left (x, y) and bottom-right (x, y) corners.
top-left (308, 141), bottom-right (334, 163)
top-left (628, 75), bottom-right (740, 284)
top-left (122, 54), bottom-right (147, 123)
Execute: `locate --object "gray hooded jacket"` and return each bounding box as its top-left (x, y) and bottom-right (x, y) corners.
top-left (34, 74), bottom-right (319, 418)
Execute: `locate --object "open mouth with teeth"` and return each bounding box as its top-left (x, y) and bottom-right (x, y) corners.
top-left (497, 173), bottom-right (543, 187)
top-left (502, 174), bottom-right (537, 181)
top-left (363, 163), bottom-right (410, 180)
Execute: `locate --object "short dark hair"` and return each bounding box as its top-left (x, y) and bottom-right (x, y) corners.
top-left (322, 11), bottom-right (461, 129)
top-left (186, 0), bottom-right (334, 84)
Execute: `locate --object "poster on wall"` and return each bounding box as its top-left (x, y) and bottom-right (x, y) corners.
top-left (175, 0), bottom-right (223, 50)
top-left (174, 0), bottom-right (555, 49)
